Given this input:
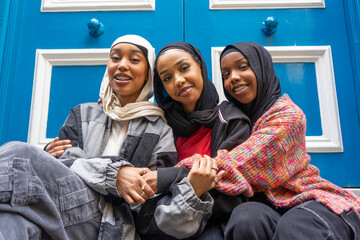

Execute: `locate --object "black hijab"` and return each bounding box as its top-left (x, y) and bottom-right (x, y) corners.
top-left (154, 42), bottom-right (219, 137)
top-left (220, 42), bottom-right (281, 126)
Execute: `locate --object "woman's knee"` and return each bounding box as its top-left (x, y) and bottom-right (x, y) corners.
top-left (1, 141), bottom-right (27, 153)
top-left (0, 141), bottom-right (44, 160)
top-left (225, 202), bottom-right (280, 239)
top-left (230, 202), bottom-right (278, 224)
top-left (274, 201), bottom-right (349, 239)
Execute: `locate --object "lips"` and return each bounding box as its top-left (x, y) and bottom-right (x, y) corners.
top-left (114, 73), bottom-right (132, 83)
top-left (178, 86), bottom-right (192, 97)
top-left (232, 84), bottom-right (248, 95)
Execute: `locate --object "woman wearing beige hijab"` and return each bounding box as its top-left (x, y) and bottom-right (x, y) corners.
top-left (0, 35), bottom-right (177, 239)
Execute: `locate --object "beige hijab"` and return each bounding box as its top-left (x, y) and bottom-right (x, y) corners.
top-left (99, 34), bottom-right (166, 122)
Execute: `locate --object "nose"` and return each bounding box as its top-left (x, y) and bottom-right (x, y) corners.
top-left (117, 58), bottom-right (129, 71)
top-left (230, 70), bottom-right (241, 84)
top-left (175, 75), bottom-right (185, 87)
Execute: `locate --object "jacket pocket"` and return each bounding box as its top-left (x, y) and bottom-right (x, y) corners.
top-left (57, 174), bottom-right (101, 226)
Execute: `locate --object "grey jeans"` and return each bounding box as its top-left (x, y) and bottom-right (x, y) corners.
top-left (0, 141), bottom-right (102, 240)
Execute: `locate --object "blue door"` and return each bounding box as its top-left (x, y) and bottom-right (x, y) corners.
top-left (1, 0), bottom-right (359, 188)
top-left (0, 0), bottom-right (183, 145)
top-left (184, 0), bottom-right (360, 188)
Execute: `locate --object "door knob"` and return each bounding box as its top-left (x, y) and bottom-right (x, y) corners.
top-left (262, 17), bottom-right (278, 36)
top-left (88, 18), bottom-right (104, 38)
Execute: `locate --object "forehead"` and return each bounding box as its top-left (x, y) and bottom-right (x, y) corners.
top-left (111, 43), bottom-right (143, 55)
top-left (159, 49), bottom-right (193, 61)
top-left (221, 51), bottom-right (246, 64)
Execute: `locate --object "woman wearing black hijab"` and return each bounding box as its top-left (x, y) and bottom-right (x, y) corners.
top-left (136, 42), bottom-right (251, 240)
top-left (178, 42), bottom-right (360, 240)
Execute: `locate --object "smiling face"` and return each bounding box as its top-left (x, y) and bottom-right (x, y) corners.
top-left (107, 43), bottom-right (148, 106)
top-left (156, 49), bottom-right (203, 113)
top-left (221, 51), bottom-right (257, 109)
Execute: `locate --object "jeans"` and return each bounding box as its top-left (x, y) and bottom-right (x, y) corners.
top-left (225, 200), bottom-right (360, 240)
top-left (0, 141), bottom-right (102, 240)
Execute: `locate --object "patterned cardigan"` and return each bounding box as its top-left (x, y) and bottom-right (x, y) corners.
top-left (178, 94), bottom-right (360, 214)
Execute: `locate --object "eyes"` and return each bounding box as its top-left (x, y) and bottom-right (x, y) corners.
top-left (110, 53), bottom-right (142, 64)
top-left (222, 63), bottom-right (250, 79)
top-left (161, 64), bottom-right (190, 83)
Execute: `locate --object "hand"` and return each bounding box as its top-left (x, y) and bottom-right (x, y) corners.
top-left (142, 171), bottom-right (157, 193)
top-left (188, 155), bottom-right (225, 197)
top-left (46, 137), bottom-right (72, 157)
top-left (116, 166), bottom-right (155, 205)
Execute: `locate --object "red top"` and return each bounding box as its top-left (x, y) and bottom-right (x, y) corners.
top-left (176, 126), bottom-right (213, 161)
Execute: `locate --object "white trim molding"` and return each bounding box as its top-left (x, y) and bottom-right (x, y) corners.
top-left (41, 0), bottom-right (155, 12)
top-left (212, 45), bottom-right (343, 153)
top-left (210, 0), bottom-right (325, 10)
top-left (28, 49), bottom-right (109, 149)
top-left (349, 188), bottom-right (360, 197)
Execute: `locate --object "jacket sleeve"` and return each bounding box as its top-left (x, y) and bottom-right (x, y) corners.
top-left (60, 147), bottom-right (132, 197)
top-left (136, 177), bottom-right (214, 239)
top-left (157, 166), bottom-right (189, 193)
top-left (215, 98), bottom-right (308, 193)
top-left (69, 156), bottom-right (132, 196)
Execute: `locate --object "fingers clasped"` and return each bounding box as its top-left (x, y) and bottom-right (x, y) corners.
top-left (137, 182), bottom-right (154, 202)
top-left (116, 166), bottom-right (155, 205)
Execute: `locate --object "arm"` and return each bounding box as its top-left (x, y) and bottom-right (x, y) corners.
top-left (61, 150), bottom-right (154, 204)
top-left (136, 157), bottom-right (223, 239)
top-left (216, 99), bottom-right (308, 193)
top-left (68, 156), bottom-right (132, 196)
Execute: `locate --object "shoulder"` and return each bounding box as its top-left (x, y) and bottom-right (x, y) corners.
top-left (143, 115), bottom-right (166, 124)
top-left (270, 94), bottom-right (304, 119)
top-left (75, 102), bottom-right (107, 122)
top-left (77, 102), bottom-right (103, 111)
top-left (132, 115), bottom-right (170, 135)
top-left (255, 94), bottom-right (306, 130)
top-left (217, 101), bottom-right (250, 124)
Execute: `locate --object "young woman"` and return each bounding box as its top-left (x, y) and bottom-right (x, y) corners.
top-left (136, 42), bottom-right (251, 240)
top-left (179, 42), bottom-right (360, 239)
top-left (0, 35), bottom-right (178, 239)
